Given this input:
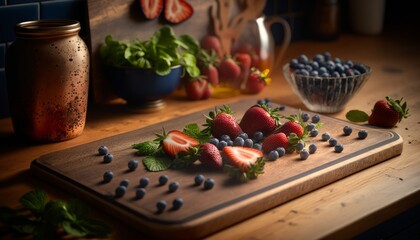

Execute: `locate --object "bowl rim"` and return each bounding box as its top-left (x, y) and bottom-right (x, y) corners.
top-left (282, 63), bottom-right (372, 79)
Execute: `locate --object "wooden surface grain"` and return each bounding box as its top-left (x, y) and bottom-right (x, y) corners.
top-left (1, 26), bottom-right (419, 239)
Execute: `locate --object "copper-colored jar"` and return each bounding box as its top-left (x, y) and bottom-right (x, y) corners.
top-left (5, 20), bottom-right (89, 142)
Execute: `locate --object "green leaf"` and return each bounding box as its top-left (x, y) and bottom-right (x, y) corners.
top-left (0, 206), bottom-right (36, 234)
top-left (346, 110), bottom-right (369, 122)
top-left (143, 156), bottom-right (172, 171)
top-left (62, 221), bottom-right (87, 237)
top-left (65, 199), bottom-right (88, 220)
top-left (19, 189), bottom-right (47, 215)
top-left (132, 140), bottom-right (159, 156)
top-left (183, 123), bottom-right (211, 144)
top-left (43, 200), bottom-right (66, 224)
top-left (71, 218), bottom-right (112, 238)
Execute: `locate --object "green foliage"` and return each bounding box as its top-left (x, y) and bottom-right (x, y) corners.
top-left (0, 189), bottom-right (112, 239)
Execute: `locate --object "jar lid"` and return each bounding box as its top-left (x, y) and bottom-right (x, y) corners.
top-left (15, 20), bottom-right (81, 38)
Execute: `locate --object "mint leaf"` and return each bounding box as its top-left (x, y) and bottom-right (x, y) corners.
top-left (143, 156), bottom-right (172, 171)
top-left (20, 189), bottom-right (47, 215)
top-left (62, 221), bottom-right (87, 237)
top-left (183, 123), bottom-right (210, 144)
top-left (132, 140), bottom-right (159, 156)
top-left (43, 200), bottom-right (66, 224)
top-left (65, 199), bottom-right (88, 220)
top-left (346, 110), bottom-right (369, 122)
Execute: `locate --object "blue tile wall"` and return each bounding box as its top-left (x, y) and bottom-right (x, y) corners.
top-left (0, 0), bottom-right (88, 119)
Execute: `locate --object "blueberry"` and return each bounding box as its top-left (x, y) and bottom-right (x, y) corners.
top-left (135, 188), bottom-right (146, 199)
top-left (159, 175), bottom-right (169, 186)
top-left (128, 159), bottom-right (138, 171)
top-left (313, 54), bottom-right (325, 63)
top-left (358, 129), bottom-right (368, 139)
top-left (169, 181), bottom-right (179, 192)
top-left (343, 126), bottom-right (353, 136)
top-left (238, 132), bottom-right (249, 139)
top-left (209, 137), bottom-right (219, 146)
top-left (103, 153), bottom-right (113, 163)
top-left (296, 141), bottom-right (305, 152)
top-left (308, 143), bottom-right (317, 154)
top-left (233, 137), bottom-right (245, 146)
top-left (268, 150), bottom-right (279, 161)
top-left (98, 146), bottom-right (109, 155)
top-left (253, 131), bottom-right (264, 142)
top-left (306, 123), bottom-right (315, 131)
top-left (172, 197), bottom-right (184, 210)
top-left (204, 178), bottom-right (215, 190)
top-left (156, 200), bottom-right (167, 212)
top-left (310, 129), bottom-right (319, 137)
top-left (276, 147), bottom-right (286, 157)
top-left (301, 112), bottom-right (310, 122)
top-left (335, 143), bottom-right (344, 153)
top-left (278, 105), bottom-right (286, 111)
top-left (227, 140), bottom-right (234, 146)
top-left (115, 186), bottom-right (126, 198)
top-left (311, 114), bottom-right (321, 123)
top-left (139, 177), bottom-right (150, 188)
top-left (310, 70), bottom-right (319, 77)
top-left (321, 132), bottom-right (331, 141)
top-left (310, 60), bottom-right (320, 69)
top-left (103, 171), bottom-right (113, 183)
top-left (120, 179), bottom-right (129, 187)
top-left (253, 143), bottom-right (262, 151)
top-left (217, 140), bottom-right (228, 150)
top-left (300, 149), bottom-right (310, 160)
top-left (220, 134), bottom-right (230, 142)
top-left (329, 138), bottom-right (338, 147)
top-left (257, 98), bottom-right (267, 105)
top-left (244, 138), bottom-right (254, 148)
top-left (194, 174), bottom-right (205, 186)
top-left (298, 54), bottom-right (309, 64)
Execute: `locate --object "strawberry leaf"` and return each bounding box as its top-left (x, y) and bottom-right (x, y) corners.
top-left (132, 140), bottom-right (160, 156)
top-left (346, 110), bottom-right (369, 122)
top-left (183, 123), bottom-right (211, 144)
top-left (143, 156), bottom-right (172, 172)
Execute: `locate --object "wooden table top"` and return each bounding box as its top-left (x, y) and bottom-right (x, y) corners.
top-left (1, 26), bottom-right (419, 239)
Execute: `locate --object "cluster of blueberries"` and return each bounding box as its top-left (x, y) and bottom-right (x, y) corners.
top-left (289, 52), bottom-right (369, 78)
top-left (97, 145), bottom-right (215, 213)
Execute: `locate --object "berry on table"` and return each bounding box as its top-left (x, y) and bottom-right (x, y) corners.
top-left (233, 137), bottom-right (245, 146)
top-left (329, 138), bottom-right (338, 147)
top-left (98, 146), bottom-right (109, 155)
top-left (217, 140), bottom-right (228, 150)
top-left (115, 185), bottom-right (127, 198)
top-left (321, 132), bottom-right (331, 141)
top-left (306, 123), bottom-right (315, 131)
top-left (300, 149), bottom-right (310, 160)
top-left (159, 175), bottom-right (169, 186)
top-left (220, 134), bottom-right (231, 142)
top-left (194, 174), bottom-right (205, 186)
top-left (310, 129), bottom-right (319, 137)
top-left (253, 131), bottom-right (264, 142)
top-left (139, 177), bottom-right (150, 188)
top-left (120, 179), bottom-right (129, 187)
top-left (209, 137), bottom-right (219, 146)
top-left (276, 147), bottom-right (286, 157)
top-left (156, 200), bottom-right (167, 212)
top-left (135, 188), bottom-right (146, 199)
top-left (204, 178), bottom-right (215, 190)
top-left (103, 153), bottom-right (113, 163)
top-left (301, 112), bottom-right (310, 122)
top-left (128, 159), bottom-right (138, 171)
top-left (103, 171), bottom-right (114, 183)
top-left (244, 138), bottom-right (254, 148)
top-left (296, 141), bottom-right (305, 152)
top-left (172, 197), bottom-right (184, 210)
top-left (343, 126), bottom-right (353, 136)
top-left (253, 143), bottom-right (262, 151)
top-left (169, 181), bottom-right (180, 192)
top-left (335, 143), bottom-right (344, 153)
top-left (238, 132), bottom-right (249, 139)
top-left (311, 114), bottom-right (321, 123)
top-left (268, 150), bottom-right (279, 161)
top-left (308, 143), bottom-right (317, 154)
top-left (358, 129), bottom-right (368, 139)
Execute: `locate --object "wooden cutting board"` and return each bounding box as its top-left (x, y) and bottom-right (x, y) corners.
top-left (30, 99), bottom-right (403, 239)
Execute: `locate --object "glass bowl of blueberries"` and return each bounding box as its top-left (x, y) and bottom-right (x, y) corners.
top-left (283, 52), bottom-right (372, 113)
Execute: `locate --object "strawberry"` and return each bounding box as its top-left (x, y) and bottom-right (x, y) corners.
top-left (239, 103), bottom-right (281, 137)
top-left (201, 65), bottom-right (219, 86)
top-left (222, 146), bottom-right (263, 172)
top-left (235, 53), bottom-right (251, 74)
top-left (156, 130), bottom-right (199, 157)
top-left (243, 68), bottom-right (271, 94)
top-left (184, 77), bottom-right (210, 100)
top-left (198, 50), bottom-right (219, 86)
top-left (262, 132), bottom-right (289, 153)
top-left (204, 105), bottom-right (243, 139)
top-left (164, 0), bottom-right (193, 24)
top-left (200, 35), bottom-right (222, 57)
top-left (199, 143), bottom-right (223, 169)
top-left (368, 96), bottom-right (409, 128)
top-left (218, 57), bottom-right (241, 81)
top-left (139, 0), bottom-right (164, 19)
top-left (276, 120), bottom-right (304, 138)
top-left (201, 82), bottom-right (213, 100)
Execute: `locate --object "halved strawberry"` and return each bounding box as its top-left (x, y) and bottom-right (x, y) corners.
top-left (223, 146), bottom-right (263, 172)
top-left (139, 0), bottom-right (164, 19)
top-left (156, 130), bottom-right (199, 157)
top-left (164, 0), bottom-right (193, 24)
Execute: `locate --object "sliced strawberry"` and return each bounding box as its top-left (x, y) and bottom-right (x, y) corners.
top-left (164, 0), bottom-right (193, 24)
top-left (139, 0), bottom-right (164, 19)
top-left (158, 130), bottom-right (199, 157)
top-left (184, 77), bottom-right (212, 100)
top-left (223, 146), bottom-right (263, 172)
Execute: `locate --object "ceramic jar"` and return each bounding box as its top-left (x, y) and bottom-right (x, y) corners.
top-left (5, 20), bottom-right (89, 142)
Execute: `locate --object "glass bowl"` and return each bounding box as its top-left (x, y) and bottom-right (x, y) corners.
top-left (283, 63), bottom-right (371, 113)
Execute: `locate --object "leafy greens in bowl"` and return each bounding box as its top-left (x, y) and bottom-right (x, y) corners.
top-left (100, 26), bottom-right (200, 78)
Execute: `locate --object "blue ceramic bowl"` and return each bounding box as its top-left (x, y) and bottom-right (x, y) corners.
top-left (104, 65), bottom-right (183, 104)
